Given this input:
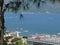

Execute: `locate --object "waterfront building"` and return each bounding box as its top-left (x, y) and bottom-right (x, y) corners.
top-left (4, 31), bottom-right (20, 37)
top-left (27, 34), bottom-right (60, 45)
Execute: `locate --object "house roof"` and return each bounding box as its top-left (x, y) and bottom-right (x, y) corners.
top-left (8, 36), bottom-right (23, 42)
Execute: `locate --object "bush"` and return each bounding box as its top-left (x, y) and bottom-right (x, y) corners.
top-left (17, 40), bottom-right (23, 45)
top-left (12, 38), bottom-right (21, 42)
top-left (5, 36), bottom-right (13, 41)
top-left (23, 36), bottom-right (28, 39)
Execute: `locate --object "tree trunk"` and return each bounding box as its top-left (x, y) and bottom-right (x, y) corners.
top-left (0, 0), bottom-right (4, 45)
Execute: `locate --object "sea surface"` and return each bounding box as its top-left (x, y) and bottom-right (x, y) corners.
top-left (5, 13), bottom-right (60, 36)
top-left (4, 0), bottom-right (60, 36)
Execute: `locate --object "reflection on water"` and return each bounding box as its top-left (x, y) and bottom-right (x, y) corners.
top-left (21, 0), bottom-right (60, 13)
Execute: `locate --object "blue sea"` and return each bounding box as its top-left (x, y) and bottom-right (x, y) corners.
top-left (4, 12), bottom-right (60, 36)
top-left (4, 0), bottom-right (60, 36)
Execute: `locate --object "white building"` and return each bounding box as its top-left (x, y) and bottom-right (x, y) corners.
top-left (4, 31), bottom-right (20, 37)
top-left (22, 38), bottom-right (27, 44)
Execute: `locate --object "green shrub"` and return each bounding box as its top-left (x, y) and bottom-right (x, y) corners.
top-left (12, 38), bottom-right (21, 42)
top-left (17, 40), bottom-right (23, 45)
top-left (5, 36), bottom-right (13, 41)
top-left (23, 36), bottom-right (28, 39)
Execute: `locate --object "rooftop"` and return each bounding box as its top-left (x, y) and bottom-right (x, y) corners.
top-left (28, 34), bottom-right (60, 44)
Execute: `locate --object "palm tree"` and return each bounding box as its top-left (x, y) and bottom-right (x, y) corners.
top-left (0, 0), bottom-right (30, 45)
top-left (0, 0), bottom-right (4, 45)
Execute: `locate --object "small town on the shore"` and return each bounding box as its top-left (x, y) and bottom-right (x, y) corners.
top-left (4, 31), bottom-right (60, 45)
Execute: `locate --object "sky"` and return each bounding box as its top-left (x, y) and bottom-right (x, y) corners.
top-left (4, 0), bottom-right (10, 4)
top-left (4, 0), bottom-right (60, 13)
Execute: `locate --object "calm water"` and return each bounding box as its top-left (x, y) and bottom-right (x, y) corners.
top-left (4, 0), bottom-right (60, 36)
top-left (5, 13), bottom-right (60, 36)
